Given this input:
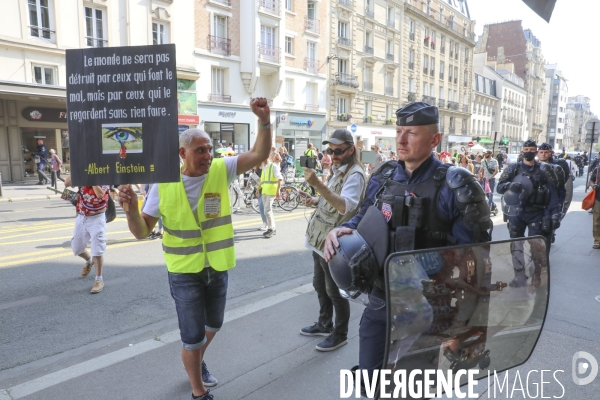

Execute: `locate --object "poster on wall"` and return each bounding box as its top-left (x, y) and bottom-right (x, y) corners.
top-left (65, 44), bottom-right (179, 186)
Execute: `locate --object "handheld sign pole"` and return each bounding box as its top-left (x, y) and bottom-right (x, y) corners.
top-left (65, 45), bottom-right (180, 198)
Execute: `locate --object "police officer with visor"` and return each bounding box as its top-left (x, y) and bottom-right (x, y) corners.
top-left (323, 102), bottom-right (492, 383)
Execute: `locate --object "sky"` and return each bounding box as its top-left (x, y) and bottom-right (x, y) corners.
top-left (467, 0), bottom-right (598, 110)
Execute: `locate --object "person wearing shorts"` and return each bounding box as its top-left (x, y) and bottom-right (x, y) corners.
top-left (118, 98), bottom-right (273, 400)
top-left (66, 176), bottom-right (109, 294)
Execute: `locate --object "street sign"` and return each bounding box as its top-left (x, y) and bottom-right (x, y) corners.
top-left (585, 118), bottom-right (600, 132)
top-left (468, 141), bottom-right (474, 147)
top-left (350, 123), bottom-right (357, 133)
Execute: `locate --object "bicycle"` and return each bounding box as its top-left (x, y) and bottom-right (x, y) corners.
top-left (276, 184), bottom-right (301, 211)
top-left (229, 179), bottom-right (260, 213)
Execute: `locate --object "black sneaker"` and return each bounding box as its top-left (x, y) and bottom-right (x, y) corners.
top-left (300, 322), bottom-right (333, 337)
top-left (263, 229), bottom-right (276, 238)
top-left (191, 389), bottom-right (213, 400)
top-left (316, 333), bottom-right (348, 352)
top-left (147, 232), bottom-right (157, 239)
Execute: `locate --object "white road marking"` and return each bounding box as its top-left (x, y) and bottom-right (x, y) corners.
top-left (0, 284), bottom-right (314, 399)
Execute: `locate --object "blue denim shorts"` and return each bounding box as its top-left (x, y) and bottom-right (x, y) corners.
top-left (168, 268), bottom-right (228, 350)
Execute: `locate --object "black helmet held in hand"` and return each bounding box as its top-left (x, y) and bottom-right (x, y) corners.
top-left (328, 230), bottom-right (379, 293)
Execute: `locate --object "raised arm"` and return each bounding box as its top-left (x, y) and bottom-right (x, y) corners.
top-left (237, 98), bottom-right (273, 174)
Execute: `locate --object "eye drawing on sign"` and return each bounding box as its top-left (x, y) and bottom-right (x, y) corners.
top-left (101, 123), bottom-right (143, 158)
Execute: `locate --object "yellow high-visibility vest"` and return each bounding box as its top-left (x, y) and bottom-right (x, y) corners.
top-left (260, 162), bottom-right (278, 196)
top-left (158, 158), bottom-right (235, 273)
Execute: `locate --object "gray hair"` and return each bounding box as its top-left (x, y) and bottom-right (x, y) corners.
top-left (179, 128), bottom-right (210, 149)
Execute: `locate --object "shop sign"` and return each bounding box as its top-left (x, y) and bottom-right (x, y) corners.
top-left (178, 125), bottom-right (190, 134)
top-left (176, 79), bottom-right (196, 91)
top-left (218, 111), bottom-right (236, 118)
top-left (290, 118), bottom-right (314, 127)
top-left (22, 107), bottom-right (67, 123)
top-left (178, 115), bottom-right (199, 125)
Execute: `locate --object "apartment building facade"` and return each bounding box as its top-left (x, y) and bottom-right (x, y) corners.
top-left (479, 21), bottom-right (546, 142)
top-left (195, 0), bottom-right (328, 159)
top-left (325, 0), bottom-right (402, 155)
top-left (470, 72), bottom-right (499, 148)
top-left (567, 95), bottom-right (592, 152)
top-left (544, 64), bottom-right (569, 151)
top-left (0, 0), bottom-right (197, 182)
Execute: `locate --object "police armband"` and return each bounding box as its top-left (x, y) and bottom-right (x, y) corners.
top-left (446, 167), bottom-right (493, 234)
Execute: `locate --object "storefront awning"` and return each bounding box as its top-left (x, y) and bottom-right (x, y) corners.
top-left (0, 80), bottom-right (66, 99)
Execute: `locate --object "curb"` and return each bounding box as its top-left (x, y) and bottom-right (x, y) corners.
top-left (0, 195), bottom-right (62, 203)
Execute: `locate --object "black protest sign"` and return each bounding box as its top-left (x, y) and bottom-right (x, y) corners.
top-left (66, 44), bottom-right (179, 186)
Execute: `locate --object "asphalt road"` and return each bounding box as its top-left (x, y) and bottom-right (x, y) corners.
top-left (0, 198), bottom-right (315, 372)
top-left (2, 175), bottom-right (600, 400)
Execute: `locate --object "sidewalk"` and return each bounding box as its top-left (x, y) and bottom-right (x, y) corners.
top-left (0, 182), bottom-right (67, 202)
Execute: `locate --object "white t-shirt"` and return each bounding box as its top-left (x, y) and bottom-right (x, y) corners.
top-left (143, 156), bottom-right (239, 219)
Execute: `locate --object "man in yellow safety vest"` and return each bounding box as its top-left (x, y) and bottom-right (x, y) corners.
top-left (118, 98), bottom-right (272, 400)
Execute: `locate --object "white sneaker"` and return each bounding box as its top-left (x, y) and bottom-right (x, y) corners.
top-left (258, 224), bottom-right (268, 231)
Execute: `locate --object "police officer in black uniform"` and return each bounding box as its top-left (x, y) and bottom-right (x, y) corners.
top-left (537, 143), bottom-right (568, 216)
top-left (323, 102), bottom-right (492, 384)
top-left (497, 140), bottom-right (561, 249)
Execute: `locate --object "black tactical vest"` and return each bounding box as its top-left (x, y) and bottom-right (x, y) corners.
top-left (375, 165), bottom-right (453, 252)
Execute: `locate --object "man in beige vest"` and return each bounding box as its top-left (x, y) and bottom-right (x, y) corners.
top-left (300, 129), bottom-right (367, 351)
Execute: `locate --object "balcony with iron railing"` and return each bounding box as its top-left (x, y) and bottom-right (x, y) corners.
top-left (431, 42), bottom-right (436, 50)
top-left (386, 53), bottom-right (394, 61)
top-left (454, 52), bottom-right (458, 61)
top-left (338, 37), bottom-right (351, 46)
top-left (454, 78), bottom-right (457, 84)
top-left (385, 86), bottom-right (394, 96)
top-left (409, 32), bottom-right (415, 41)
top-left (337, 114), bottom-right (352, 122)
top-left (365, 8), bottom-right (374, 18)
top-left (463, 104), bottom-right (469, 113)
top-left (408, 92), bottom-right (417, 102)
top-left (210, 0), bottom-right (231, 6)
top-left (449, 49), bottom-right (453, 58)
top-left (364, 45), bottom-right (374, 54)
top-left (305, 104), bottom-right (319, 111)
top-left (424, 38), bottom-right (430, 47)
top-left (304, 58), bottom-right (318, 74)
top-left (449, 128), bottom-right (456, 134)
top-left (259, 0), bottom-right (280, 15)
top-left (461, 128), bottom-right (467, 134)
top-left (387, 20), bottom-right (395, 29)
top-left (333, 73), bottom-right (359, 88)
top-left (338, 0), bottom-right (353, 9)
top-left (30, 25), bottom-right (56, 43)
top-left (448, 74), bottom-right (452, 83)
top-left (438, 99), bottom-right (446, 108)
top-left (208, 35), bottom-right (231, 56)
top-left (363, 81), bottom-right (373, 92)
top-left (258, 43), bottom-right (280, 63)
top-left (209, 94), bottom-right (231, 102)
top-left (305, 17), bottom-right (319, 34)
top-left (447, 101), bottom-right (459, 110)
top-left (408, 62), bottom-right (414, 70)
top-left (440, 46), bottom-right (445, 54)
top-left (430, 69), bottom-right (435, 77)
top-left (439, 72), bottom-right (444, 80)
top-left (423, 66), bottom-right (428, 75)
top-left (86, 37), bottom-right (108, 47)
top-left (422, 95), bottom-right (436, 104)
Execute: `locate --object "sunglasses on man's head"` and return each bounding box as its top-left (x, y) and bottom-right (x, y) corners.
top-left (326, 146), bottom-right (352, 156)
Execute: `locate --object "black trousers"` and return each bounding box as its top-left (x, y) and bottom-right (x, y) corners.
top-left (312, 251), bottom-right (349, 337)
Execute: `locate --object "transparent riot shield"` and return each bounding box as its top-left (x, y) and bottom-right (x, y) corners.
top-left (380, 237), bottom-right (549, 399)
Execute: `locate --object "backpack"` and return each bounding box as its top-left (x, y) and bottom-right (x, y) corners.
top-left (105, 196), bottom-right (117, 223)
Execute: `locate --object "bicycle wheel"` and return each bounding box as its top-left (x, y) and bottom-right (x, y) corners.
top-left (228, 184), bottom-right (238, 209)
top-left (277, 185), bottom-right (299, 211)
top-left (250, 191), bottom-right (260, 213)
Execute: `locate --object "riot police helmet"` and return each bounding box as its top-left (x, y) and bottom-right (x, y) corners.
top-left (501, 174), bottom-right (534, 216)
top-left (328, 230), bottom-right (379, 292)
